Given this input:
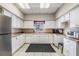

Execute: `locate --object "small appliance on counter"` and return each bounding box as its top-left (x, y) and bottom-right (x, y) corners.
top-left (65, 27), bottom-right (79, 39)
top-left (52, 29), bottom-right (64, 34)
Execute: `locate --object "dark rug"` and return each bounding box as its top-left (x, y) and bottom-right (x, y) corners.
top-left (25, 44), bottom-right (55, 52)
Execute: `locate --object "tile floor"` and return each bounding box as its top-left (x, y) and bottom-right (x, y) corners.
top-left (13, 44), bottom-right (63, 56)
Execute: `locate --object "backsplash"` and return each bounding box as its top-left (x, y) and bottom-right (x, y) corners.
top-left (12, 28), bottom-right (23, 33)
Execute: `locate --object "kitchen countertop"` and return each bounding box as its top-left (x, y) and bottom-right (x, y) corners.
top-left (12, 32), bottom-right (24, 37)
top-left (12, 32), bottom-right (64, 37)
top-left (65, 37), bottom-right (79, 42)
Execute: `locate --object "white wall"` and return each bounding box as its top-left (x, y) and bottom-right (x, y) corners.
top-left (23, 21), bottom-right (34, 28)
top-left (0, 3), bottom-right (24, 19)
top-left (24, 14), bottom-right (55, 21)
top-left (56, 3), bottom-right (79, 18)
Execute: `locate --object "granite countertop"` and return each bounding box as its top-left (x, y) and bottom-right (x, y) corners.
top-left (12, 32), bottom-right (24, 37)
top-left (65, 37), bottom-right (79, 42)
top-left (12, 32), bottom-right (64, 37)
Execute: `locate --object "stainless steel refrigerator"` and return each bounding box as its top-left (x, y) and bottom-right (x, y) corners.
top-left (0, 15), bottom-right (12, 56)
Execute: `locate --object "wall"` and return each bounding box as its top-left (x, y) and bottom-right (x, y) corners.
top-left (0, 3), bottom-right (24, 19)
top-left (24, 14), bottom-right (55, 21)
top-left (56, 3), bottom-right (79, 18)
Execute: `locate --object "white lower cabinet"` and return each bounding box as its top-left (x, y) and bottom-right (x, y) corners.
top-left (63, 38), bottom-right (79, 56)
top-left (25, 34), bottom-right (53, 44)
top-left (12, 37), bottom-right (18, 54)
top-left (53, 34), bottom-right (63, 47)
top-left (12, 34), bottom-right (25, 54)
top-left (53, 35), bottom-right (58, 46)
top-left (39, 34), bottom-right (53, 43)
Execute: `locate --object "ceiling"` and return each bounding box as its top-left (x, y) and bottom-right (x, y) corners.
top-left (15, 3), bottom-right (63, 15)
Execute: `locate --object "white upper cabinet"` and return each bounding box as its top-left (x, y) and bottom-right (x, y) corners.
top-left (1, 9), bottom-right (23, 28)
top-left (64, 12), bottom-right (70, 22)
top-left (44, 21), bottom-right (56, 28)
top-left (3, 9), bottom-right (12, 17)
top-left (12, 15), bottom-right (17, 28)
top-left (17, 18), bottom-right (23, 28)
top-left (57, 12), bottom-right (70, 28)
top-left (60, 16), bottom-right (65, 22)
top-left (12, 15), bottom-right (23, 28)
top-left (56, 6), bottom-right (79, 28)
top-left (56, 17), bottom-right (65, 28)
top-left (70, 6), bottom-right (79, 28)
top-left (23, 21), bottom-right (34, 28)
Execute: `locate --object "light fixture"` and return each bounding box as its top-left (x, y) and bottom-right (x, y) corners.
top-left (18, 3), bottom-right (30, 9)
top-left (40, 3), bottom-right (50, 8)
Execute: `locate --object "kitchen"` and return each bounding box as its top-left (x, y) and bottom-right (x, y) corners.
top-left (0, 3), bottom-right (79, 56)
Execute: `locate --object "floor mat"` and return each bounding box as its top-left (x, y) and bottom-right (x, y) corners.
top-left (25, 44), bottom-right (55, 52)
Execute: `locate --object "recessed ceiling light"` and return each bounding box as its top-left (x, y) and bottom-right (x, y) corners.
top-left (40, 3), bottom-right (50, 8)
top-left (18, 3), bottom-right (30, 9)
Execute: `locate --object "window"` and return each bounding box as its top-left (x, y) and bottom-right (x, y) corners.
top-left (34, 21), bottom-right (45, 32)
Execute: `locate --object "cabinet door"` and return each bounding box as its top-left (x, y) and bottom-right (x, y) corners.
top-left (25, 34), bottom-right (31, 43)
top-left (16, 36), bottom-right (21, 48)
top-left (70, 6), bottom-right (79, 28)
top-left (63, 38), bottom-right (69, 56)
top-left (33, 35), bottom-right (40, 43)
top-left (23, 21), bottom-right (34, 28)
top-left (26, 34), bottom-right (38, 43)
top-left (68, 40), bottom-right (76, 56)
top-left (57, 18), bottom-right (65, 28)
top-left (17, 17), bottom-right (21, 28)
top-left (64, 13), bottom-right (70, 21)
top-left (22, 34), bottom-right (25, 44)
top-left (53, 35), bottom-right (58, 46)
top-left (19, 35), bottom-right (23, 46)
top-left (12, 15), bottom-right (17, 28)
top-left (3, 9), bottom-right (12, 17)
top-left (39, 34), bottom-right (53, 43)
top-left (44, 21), bottom-right (56, 28)
top-left (18, 18), bottom-right (22, 28)
top-left (16, 18), bottom-right (20, 28)
top-left (39, 35), bottom-right (48, 43)
top-left (12, 37), bottom-right (16, 53)
top-left (48, 35), bottom-right (53, 43)
top-left (63, 38), bottom-right (76, 56)
top-left (57, 35), bottom-right (63, 43)
top-left (20, 19), bottom-right (23, 28)
top-left (12, 37), bottom-right (18, 53)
